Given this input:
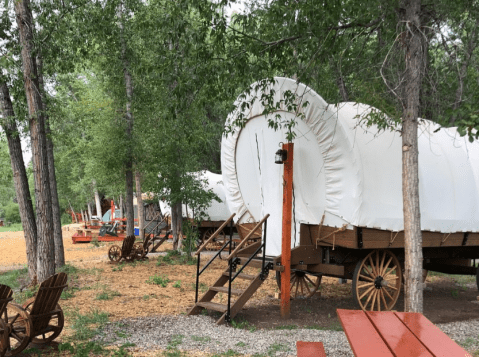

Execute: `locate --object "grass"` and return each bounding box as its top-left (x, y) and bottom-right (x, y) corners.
top-left (95, 289), bottom-right (121, 300)
top-left (146, 275), bottom-right (170, 287)
top-left (173, 281), bottom-right (182, 288)
top-left (66, 308), bottom-right (109, 341)
top-left (0, 223), bottom-right (23, 232)
top-left (230, 317), bottom-right (257, 332)
top-left (191, 335), bottom-right (211, 343)
top-left (157, 250), bottom-right (197, 266)
top-left (267, 343), bottom-right (290, 355)
top-left (274, 324), bottom-right (297, 330)
top-left (0, 267), bottom-right (28, 289)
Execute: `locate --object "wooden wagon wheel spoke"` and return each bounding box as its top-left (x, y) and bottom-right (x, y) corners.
top-left (359, 274), bottom-right (374, 282)
top-left (381, 256), bottom-right (393, 276)
top-left (352, 249), bottom-right (402, 312)
top-left (29, 305), bottom-right (64, 345)
top-left (277, 271), bottom-right (322, 299)
top-left (5, 304), bottom-right (31, 357)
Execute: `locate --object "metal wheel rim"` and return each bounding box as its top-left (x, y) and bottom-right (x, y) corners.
top-left (352, 249), bottom-right (402, 311)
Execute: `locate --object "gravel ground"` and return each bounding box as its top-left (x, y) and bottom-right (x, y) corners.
top-left (95, 314), bottom-right (479, 356)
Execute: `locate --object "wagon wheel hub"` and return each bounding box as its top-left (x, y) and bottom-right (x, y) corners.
top-left (374, 276), bottom-right (385, 289)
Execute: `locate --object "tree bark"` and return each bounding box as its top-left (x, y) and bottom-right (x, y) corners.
top-left (15, 0), bottom-right (55, 282)
top-left (135, 171), bottom-right (144, 240)
top-left (87, 203), bottom-right (92, 221)
top-left (37, 54), bottom-right (65, 268)
top-left (402, 0), bottom-right (424, 313)
top-left (119, 1), bottom-right (135, 237)
top-left (119, 196), bottom-right (124, 219)
top-left (0, 81), bottom-right (38, 283)
top-left (171, 202), bottom-right (183, 250)
top-left (93, 182), bottom-right (102, 219)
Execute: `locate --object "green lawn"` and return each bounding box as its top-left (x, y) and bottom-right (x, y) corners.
top-left (0, 223), bottom-right (23, 232)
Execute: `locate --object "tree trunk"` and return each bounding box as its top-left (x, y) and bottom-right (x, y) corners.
top-left (402, 0), bottom-right (424, 313)
top-left (119, 196), bottom-right (124, 219)
top-left (93, 182), bottom-right (102, 219)
top-left (88, 203), bottom-right (92, 221)
top-left (119, 1), bottom-right (135, 237)
top-left (0, 82), bottom-right (38, 283)
top-left (135, 171), bottom-right (145, 240)
top-left (37, 54), bottom-right (65, 268)
top-left (15, 0), bottom-right (55, 282)
top-left (171, 202), bottom-right (183, 250)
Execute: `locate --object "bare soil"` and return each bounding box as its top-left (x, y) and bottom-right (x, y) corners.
top-left (1, 227), bottom-right (479, 332)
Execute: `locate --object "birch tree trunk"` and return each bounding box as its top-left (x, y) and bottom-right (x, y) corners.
top-left (0, 82), bottom-right (38, 283)
top-left (171, 202), bottom-right (183, 250)
top-left (88, 203), bottom-right (93, 221)
top-left (119, 196), bottom-right (124, 219)
top-left (119, 2), bottom-right (135, 237)
top-left (402, 0), bottom-right (425, 313)
top-left (135, 171), bottom-right (144, 240)
top-left (93, 180), bottom-right (102, 219)
top-left (37, 55), bottom-right (65, 268)
top-left (15, 0), bottom-right (55, 282)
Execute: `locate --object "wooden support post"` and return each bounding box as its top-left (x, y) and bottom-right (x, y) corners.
top-left (281, 142), bottom-right (294, 319)
top-left (111, 200), bottom-right (115, 221)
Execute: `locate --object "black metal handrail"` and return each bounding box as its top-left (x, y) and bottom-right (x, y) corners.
top-left (226, 216), bottom-right (270, 322)
top-left (195, 219), bottom-right (234, 303)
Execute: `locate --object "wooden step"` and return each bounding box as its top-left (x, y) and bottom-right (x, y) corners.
top-left (209, 286), bottom-right (244, 296)
top-left (222, 272), bottom-right (256, 280)
top-left (237, 257), bottom-right (263, 268)
top-left (196, 301), bottom-right (227, 312)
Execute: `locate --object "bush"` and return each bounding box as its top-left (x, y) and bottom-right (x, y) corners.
top-left (4, 203), bottom-right (20, 223)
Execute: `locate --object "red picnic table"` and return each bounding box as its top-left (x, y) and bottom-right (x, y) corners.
top-left (337, 309), bottom-right (472, 357)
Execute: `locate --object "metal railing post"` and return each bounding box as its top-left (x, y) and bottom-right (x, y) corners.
top-left (227, 219), bottom-right (234, 321)
top-left (195, 253), bottom-right (201, 303)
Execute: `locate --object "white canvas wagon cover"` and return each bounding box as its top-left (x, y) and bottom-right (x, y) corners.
top-left (221, 77), bottom-right (479, 256)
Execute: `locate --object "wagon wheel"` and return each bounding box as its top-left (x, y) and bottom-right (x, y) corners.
top-left (108, 245), bottom-right (122, 262)
top-left (276, 271), bottom-right (322, 299)
top-left (352, 249), bottom-right (402, 311)
top-left (23, 302), bottom-right (63, 345)
top-left (133, 243), bottom-right (145, 259)
top-left (4, 303), bottom-right (32, 356)
top-left (202, 228), bottom-right (226, 250)
top-left (0, 319), bottom-right (8, 357)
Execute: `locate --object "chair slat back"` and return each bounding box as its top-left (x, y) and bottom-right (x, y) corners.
top-left (121, 235), bottom-right (136, 255)
top-left (0, 284), bottom-right (13, 317)
top-left (30, 273), bottom-right (68, 331)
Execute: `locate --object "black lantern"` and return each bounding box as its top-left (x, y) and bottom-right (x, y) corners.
top-left (275, 148), bottom-right (287, 164)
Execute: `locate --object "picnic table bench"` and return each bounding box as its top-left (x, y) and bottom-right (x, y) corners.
top-left (337, 309), bottom-right (472, 357)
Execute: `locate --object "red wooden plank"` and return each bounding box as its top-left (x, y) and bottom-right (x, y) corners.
top-left (296, 341), bottom-right (327, 357)
top-left (337, 309), bottom-right (394, 357)
top-left (395, 312), bottom-right (472, 357)
top-left (367, 311), bottom-right (433, 357)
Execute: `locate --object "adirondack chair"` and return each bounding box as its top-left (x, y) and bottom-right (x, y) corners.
top-left (0, 285), bottom-right (13, 357)
top-left (108, 235), bottom-right (141, 262)
top-left (3, 273), bottom-right (67, 356)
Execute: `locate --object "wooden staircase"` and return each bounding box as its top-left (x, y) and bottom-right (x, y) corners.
top-left (188, 214), bottom-right (272, 324)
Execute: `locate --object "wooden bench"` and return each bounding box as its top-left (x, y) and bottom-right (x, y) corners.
top-left (297, 341), bottom-right (327, 357)
top-left (337, 309), bottom-right (472, 357)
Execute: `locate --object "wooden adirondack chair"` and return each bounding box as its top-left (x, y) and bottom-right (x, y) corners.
top-left (3, 273), bottom-right (67, 356)
top-left (0, 285), bottom-right (13, 357)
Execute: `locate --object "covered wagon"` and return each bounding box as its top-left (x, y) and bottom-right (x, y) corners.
top-left (219, 77), bottom-right (479, 311)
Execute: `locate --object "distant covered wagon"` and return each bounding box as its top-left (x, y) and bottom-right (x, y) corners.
top-left (221, 77), bottom-right (479, 311)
